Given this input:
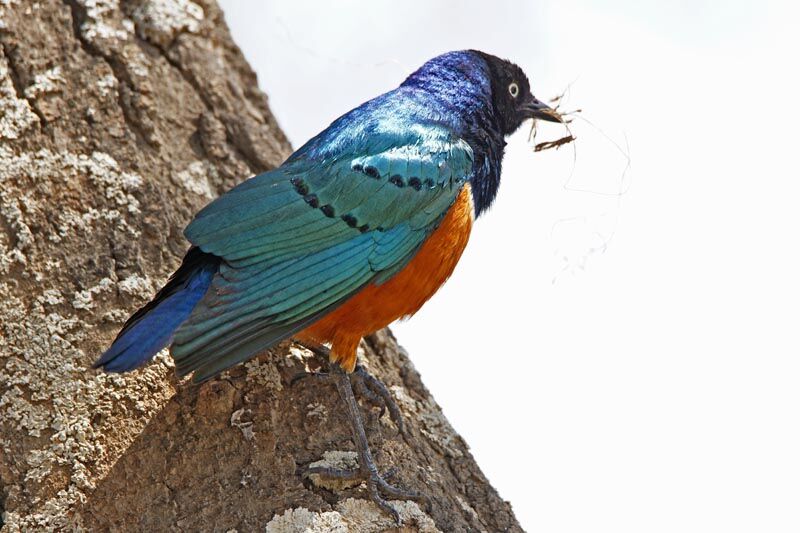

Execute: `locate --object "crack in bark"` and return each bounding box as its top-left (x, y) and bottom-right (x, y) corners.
top-left (0, 40), bottom-right (46, 129)
top-left (61, 0), bottom-right (262, 174)
top-left (60, 0), bottom-right (157, 149)
top-left (161, 41), bottom-right (263, 174)
top-left (221, 124), bottom-right (266, 175)
top-left (108, 0), bottom-right (264, 173)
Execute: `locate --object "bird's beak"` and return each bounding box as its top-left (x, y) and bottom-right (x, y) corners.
top-left (522, 95), bottom-right (562, 123)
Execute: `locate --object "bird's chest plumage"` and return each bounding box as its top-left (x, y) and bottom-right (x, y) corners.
top-left (297, 184), bottom-right (475, 370)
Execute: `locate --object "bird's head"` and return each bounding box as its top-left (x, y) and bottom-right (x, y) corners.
top-left (402, 50), bottom-right (560, 136)
top-left (472, 50), bottom-right (561, 134)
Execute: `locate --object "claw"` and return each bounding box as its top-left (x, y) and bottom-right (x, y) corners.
top-left (290, 370), bottom-right (331, 387)
top-left (367, 479), bottom-right (401, 524)
top-left (382, 466), bottom-right (398, 481)
top-left (305, 465), bottom-right (361, 480)
top-left (292, 339), bottom-right (332, 361)
top-left (375, 473), bottom-right (430, 511)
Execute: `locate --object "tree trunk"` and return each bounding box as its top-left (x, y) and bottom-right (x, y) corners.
top-left (0, 1), bottom-right (522, 531)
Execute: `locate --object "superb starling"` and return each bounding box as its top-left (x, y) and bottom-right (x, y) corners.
top-left (96, 49), bottom-right (559, 518)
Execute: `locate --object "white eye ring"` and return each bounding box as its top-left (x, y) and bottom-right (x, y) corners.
top-left (508, 82), bottom-right (520, 98)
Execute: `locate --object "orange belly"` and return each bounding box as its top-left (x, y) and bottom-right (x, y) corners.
top-left (296, 183), bottom-right (475, 371)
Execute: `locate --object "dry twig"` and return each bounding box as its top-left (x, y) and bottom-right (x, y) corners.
top-left (529, 87), bottom-right (581, 153)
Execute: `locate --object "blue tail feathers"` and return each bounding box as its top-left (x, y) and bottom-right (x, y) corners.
top-left (94, 248), bottom-right (220, 373)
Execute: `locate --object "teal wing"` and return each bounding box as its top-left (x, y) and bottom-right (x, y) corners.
top-left (172, 126), bottom-right (474, 381)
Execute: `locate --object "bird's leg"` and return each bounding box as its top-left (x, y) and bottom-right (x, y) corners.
top-left (350, 370), bottom-right (385, 415)
top-left (291, 341), bottom-right (403, 429)
top-left (305, 364), bottom-right (428, 521)
top-left (292, 341), bottom-right (430, 517)
top-left (352, 366), bottom-right (404, 433)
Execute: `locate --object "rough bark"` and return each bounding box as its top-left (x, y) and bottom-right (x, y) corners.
top-left (0, 1), bottom-right (523, 531)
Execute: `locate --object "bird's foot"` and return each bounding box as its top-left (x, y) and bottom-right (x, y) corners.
top-left (305, 462), bottom-right (430, 522)
top-left (301, 363), bottom-right (430, 522)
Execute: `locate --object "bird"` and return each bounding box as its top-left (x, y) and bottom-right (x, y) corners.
top-left (94, 49), bottom-right (559, 519)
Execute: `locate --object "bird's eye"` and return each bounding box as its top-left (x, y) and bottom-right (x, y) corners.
top-left (508, 82), bottom-right (520, 98)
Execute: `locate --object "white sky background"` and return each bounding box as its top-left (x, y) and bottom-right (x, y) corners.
top-left (219, 1), bottom-right (800, 531)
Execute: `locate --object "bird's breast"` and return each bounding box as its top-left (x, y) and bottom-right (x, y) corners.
top-left (297, 183), bottom-right (475, 369)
